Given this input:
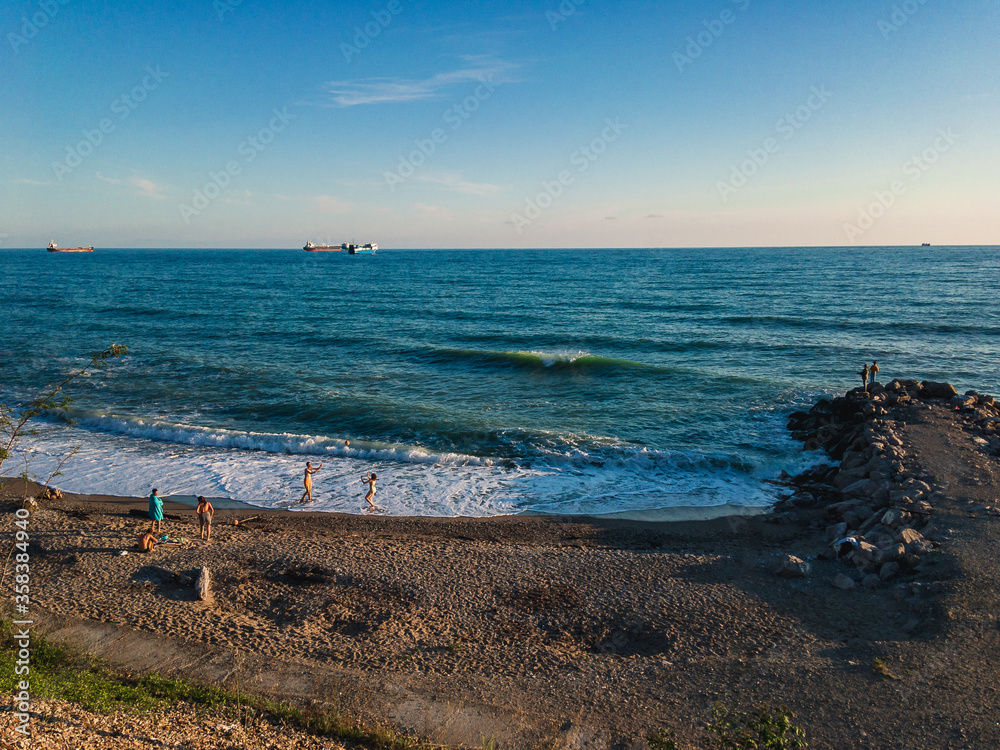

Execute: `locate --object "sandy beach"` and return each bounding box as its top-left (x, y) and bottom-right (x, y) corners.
top-left (5, 385), bottom-right (1000, 748)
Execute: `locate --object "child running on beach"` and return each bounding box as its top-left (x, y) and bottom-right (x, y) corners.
top-left (361, 472), bottom-right (378, 510)
top-left (196, 495), bottom-right (215, 542)
top-left (300, 461), bottom-right (323, 503)
top-left (148, 488), bottom-right (164, 533)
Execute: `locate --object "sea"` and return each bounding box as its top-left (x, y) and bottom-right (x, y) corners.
top-left (1, 247), bottom-right (998, 518)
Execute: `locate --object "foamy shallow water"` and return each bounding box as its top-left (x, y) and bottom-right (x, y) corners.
top-left (11, 420), bottom-right (796, 517)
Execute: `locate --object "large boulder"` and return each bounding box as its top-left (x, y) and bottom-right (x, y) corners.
top-left (850, 541), bottom-right (884, 568)
top-left (879, 561), bottom-right (901, 581)
top-left (897, 528), bottom-right (934, 555)
top-left (774, 554), bottom-right (812, 578)
top-left (921, 381), bottom-right (958, 399)
top-left (831, 574), bottom-right (856, 590)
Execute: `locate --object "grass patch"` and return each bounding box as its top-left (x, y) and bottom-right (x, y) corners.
top-left (647, 703), bottom-right (807, 750)
top-left (871, 657), bottom-right (901, 681)
top-left (0, 619), bottom-right (431, 750)
top-left (647, 728), bottom-right (680, 750)
top-left (706, 703), bottom-right (807, 749)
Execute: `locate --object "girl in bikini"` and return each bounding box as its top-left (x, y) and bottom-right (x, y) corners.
top-left (362, 472), bottom-right (378, 510)
top-left (301, 461), bottom-right (323, 502)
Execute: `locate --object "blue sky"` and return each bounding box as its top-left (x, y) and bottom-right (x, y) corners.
top-left (1, 0), bottom-right (997, 248)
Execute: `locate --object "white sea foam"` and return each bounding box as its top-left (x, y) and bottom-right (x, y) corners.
top-left (55, 410), bottom-right (492, 467)
top-left (8, 418), bottom-right (800, 518)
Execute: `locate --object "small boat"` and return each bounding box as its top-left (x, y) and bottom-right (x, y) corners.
top-left (921, 242), bottom-right (931, 247)
top-left (47, 241), bottom-right (93, 253)
top-left (303, 241), bottom-right (341, 252)
top-left (345, 242), bottom-right (377, 255)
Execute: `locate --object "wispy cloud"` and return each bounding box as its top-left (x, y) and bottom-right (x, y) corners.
top-left (130, 177), bottom-right (167, 200)
top-left (413, 202), bottom-right (458, 220)
top-left (15, 178), bottom-right (53, 186)
top-left (416, 172), bottom-right (501, 196)
top-left (97, 172), bottom-right (166, 200)
top-left (319, 56), bottom-right (518, 107)
top-left (645, 214), bottom-right (664, 219)
top-left (313, 195), bottom-right (353, 213)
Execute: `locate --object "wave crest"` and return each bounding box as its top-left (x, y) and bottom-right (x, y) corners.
top-left (51, 410), bottom-right (492, 467)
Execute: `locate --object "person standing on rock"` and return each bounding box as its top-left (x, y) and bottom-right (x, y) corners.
top-left (870, 360), bottom-right (879, 384)
top-left (859, 363), bottom-right (869, 391)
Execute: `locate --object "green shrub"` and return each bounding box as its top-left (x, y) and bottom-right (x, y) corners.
top-left (706, 703), bottom-right (807, 750)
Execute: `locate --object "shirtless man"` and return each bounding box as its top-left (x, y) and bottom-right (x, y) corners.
top-left (301, 461), bottom-right (323, 503)
top-left (138, 525), bottom-right (157, 553)
top-left (196, 495), bottom-right (215, 542)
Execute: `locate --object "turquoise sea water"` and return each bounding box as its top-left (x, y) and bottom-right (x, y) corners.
top-left (1, 247), bottom-right (998, 516)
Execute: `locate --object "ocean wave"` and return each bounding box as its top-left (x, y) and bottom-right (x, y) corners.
top-left (427, 348), bottom-right (672, 373)
top-left (48, 409), bottom-right (493, 467)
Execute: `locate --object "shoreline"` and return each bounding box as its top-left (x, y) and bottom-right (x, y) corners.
top-left (5, 380), bottom-right (1000, 748)
top-left (2, 478), bottom-right (774, 525)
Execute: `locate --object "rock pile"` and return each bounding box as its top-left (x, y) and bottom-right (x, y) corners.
top-left (37, 486), bottom-right (64, 502)
top-left (769, 378), bottom-right (999, 592)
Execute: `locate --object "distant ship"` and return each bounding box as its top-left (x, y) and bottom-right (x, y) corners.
top-left (47, 241), bottom-right (93, 253)
top-left (921, 242), bottom-right (931, 247)
top-left (304, 241), bottom-right (376, 254)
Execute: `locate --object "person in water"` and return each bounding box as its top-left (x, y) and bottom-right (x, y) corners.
top-left (362, 472), bottom-right (377, 509)
top-left (301, 461), bottom-right (323, 503)
top-left (148, 488), bottom-right (164, 533)
top-left (859, 363), bottom-right (870, 392)
top-left (196, 495), bottom-right (215, 542)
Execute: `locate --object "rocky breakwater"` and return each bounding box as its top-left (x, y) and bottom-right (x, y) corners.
top-left (768, 378), bottom-right (1000, 629)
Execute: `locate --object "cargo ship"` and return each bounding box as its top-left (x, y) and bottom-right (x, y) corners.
top-left (47, 241), bottom-right (93, 253)
top-left (304, 241), bottom-right (377, 254)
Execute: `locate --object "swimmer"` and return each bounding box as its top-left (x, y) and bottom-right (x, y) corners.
top-left (361, 472), bottom-right (377, 510)
top-left (300, 461), bottom-right (323, 503)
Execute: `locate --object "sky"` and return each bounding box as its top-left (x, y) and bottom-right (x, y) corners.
top-left (1, 0), bottom-right (997, 249)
